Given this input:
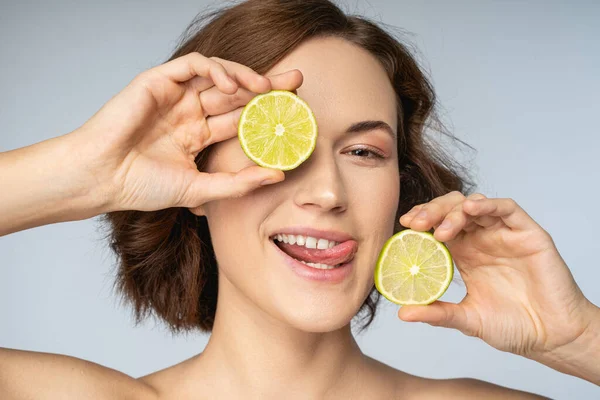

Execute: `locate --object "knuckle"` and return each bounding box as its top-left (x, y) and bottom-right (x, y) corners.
top-left (462, 325), bottom-right (478, 338)
top-left (132, 70), bottom-right (157, 88)
top-left (402, 204), bottom-right (421, 216)
top-left (189, 51), bottom-right (205, 60)
top-left (467, 192), bottom-right (487, 200)
top-left (230, 176), bottom-right (249, 199)
top-left (209, 56), bottom-right (228, 66)
top-left (186, 52), bottom-right (206, 67)
top-left (421, 202), bottom-right (439, 215)
top-left (428, 202), bottom-right (441, 211)
top-left (132, 70), bottom-right (150, 84)
top-left (505, 198), bottom-right (518, 208)
top-left (198, 89), bottom-right (208, 106)
top-left (410, 204), bottom-right (423, 212)
top-left (412, 203), bottom-right (426, 212)
top-left (228, 90), bottom-right (242, 105)
top-left (541, 228), bottom-right (553, 242)
top-left (445, 202), bottom-right (468, 222)
top-left (230, 112), bottom-right (239, 131)
top-left (188, 63), bottom-right (197, 80)
top-left (205, 60), bottom-right (219, 75)
top-left (218, 65), bottom-right (231, 80)
top-left (209, 57), bottom-right (226, 72)
top-left (448, 205), bottom-right (464, 216)
top-left (450, 190), bottom-right (466, 199)
top-left (199, 119), bottom-right (212, 143)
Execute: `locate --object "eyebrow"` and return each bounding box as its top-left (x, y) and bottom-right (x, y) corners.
top-left (345, 120), bottom-right (396, 139)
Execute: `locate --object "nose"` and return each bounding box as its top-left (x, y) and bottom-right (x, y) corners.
top-left (292, 147), bottom-right (348, 214)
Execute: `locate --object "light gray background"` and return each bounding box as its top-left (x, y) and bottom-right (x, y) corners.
top-left (1, 0), bottom-right (599, 398)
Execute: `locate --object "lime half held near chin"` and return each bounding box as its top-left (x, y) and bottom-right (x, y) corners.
top-left (374, 229), bottom-right (453, 305)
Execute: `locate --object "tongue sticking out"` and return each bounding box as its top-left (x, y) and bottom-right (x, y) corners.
top-left (276, 240), bottom-right (358, 266)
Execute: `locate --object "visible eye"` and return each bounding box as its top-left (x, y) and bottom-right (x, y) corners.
top-left (346, 146), bottom-right (385, 159)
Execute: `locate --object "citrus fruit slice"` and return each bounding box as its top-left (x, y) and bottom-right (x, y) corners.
top-left (374, 229), bottom-right (453, 305)
top-left (238, 90), bottom-right (318, 171)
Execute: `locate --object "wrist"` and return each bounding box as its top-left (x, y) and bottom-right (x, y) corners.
top-left (61, 129), bottom-right (114, 216)
top-left (0, 131), bottom-right (111, 236)
top-left (28, 131), bottom-right (112, 221)
top-left (536, 300), bottom-right (600, 385)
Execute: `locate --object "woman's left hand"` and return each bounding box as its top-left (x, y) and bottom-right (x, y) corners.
top-left (397, 191), bottom-right (598, 361)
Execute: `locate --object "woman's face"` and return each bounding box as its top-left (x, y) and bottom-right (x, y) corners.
top-left (203, 37), bottom-right (399, 332)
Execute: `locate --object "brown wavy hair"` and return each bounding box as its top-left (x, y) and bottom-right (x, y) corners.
top-left (105, 0), bottom-right (475, 334)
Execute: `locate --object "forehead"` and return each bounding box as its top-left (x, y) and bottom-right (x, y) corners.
top-left (266, 36), bottom-right (398, 133)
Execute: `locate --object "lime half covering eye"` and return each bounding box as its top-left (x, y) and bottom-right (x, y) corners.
top-left (238, 90), bottom-right (318, 171)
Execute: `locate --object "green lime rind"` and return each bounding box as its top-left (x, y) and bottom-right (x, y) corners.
top-left (238, 90), bottom-right (318, 171)
top-left (374, 229), bottom-right (453, 306)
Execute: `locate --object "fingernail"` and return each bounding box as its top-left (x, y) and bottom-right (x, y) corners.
top-left (438, 220), bottom-right (452, 230)
top-left (260, 177), bottom-right (279, 186)
top-left (416, 210), bottom-right (428, 219)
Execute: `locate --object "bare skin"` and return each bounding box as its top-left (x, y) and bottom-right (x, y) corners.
top-left (0, 348), bottom-right (548, 399)
top-left (0, 39), bottom-right (597, 399)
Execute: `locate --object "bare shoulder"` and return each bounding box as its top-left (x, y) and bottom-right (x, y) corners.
top-left (364, 356), bottom-right (549, 400)
top-left (0, 347), bottom-right (158, 400)
top-left (413, 377), bottom-right (551, 400)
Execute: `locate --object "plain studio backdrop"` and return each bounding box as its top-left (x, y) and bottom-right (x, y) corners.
top-left (1, 0), bottom-right (599, 398)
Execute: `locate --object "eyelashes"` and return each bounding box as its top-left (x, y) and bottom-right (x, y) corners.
top-left (345, 146), bottom-right (386, 160)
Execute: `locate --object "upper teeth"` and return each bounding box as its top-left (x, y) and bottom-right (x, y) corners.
top-left (273, 234), bottom-right (338, 249)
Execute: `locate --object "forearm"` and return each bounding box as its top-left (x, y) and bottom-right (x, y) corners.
top-left (535, 301), bottom-right (600, 386)
top-left (0, 132), bottom-right (108, 236)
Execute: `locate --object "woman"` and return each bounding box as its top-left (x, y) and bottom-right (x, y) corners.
top-left (1, 0), bottom-right (598, 398)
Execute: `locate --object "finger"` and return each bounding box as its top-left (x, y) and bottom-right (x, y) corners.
top-left (463, 198), bottom-right (539, 231)
top-left (200, 70), bottom-right (305, 117)
top-left (186, 75), bottom-right (218, 93)
top-left (400, 191), bottom-right (466, 231)
top-left (211, 57), bottom-right (271, 94)
top-left (398, 301), bottom-right (475, 336)
top-left (204, 107), bottom-right (244, 146)
top-left (399, 204), bottom-right (425, 227)
top-left (433, 203), bottom-right (468, 242)
top-left (200, 87), bottom-right (257, 116)
top-left (154, 52), bottom-right (237, 93)
top-left (433, 193), bottom-right (486, 241)
top-left (267, 69), bottom-right (304, 91)
top-left (185, 166), bottom-right (285, 208)
top-left (469, 213), bottom-right (500, 230)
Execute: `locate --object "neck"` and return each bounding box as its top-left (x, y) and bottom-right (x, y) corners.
top-left (193, 277), bottom-right (366, 398)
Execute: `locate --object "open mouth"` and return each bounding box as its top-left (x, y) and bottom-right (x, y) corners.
top-left (270, 233), bottom-right (358, 270)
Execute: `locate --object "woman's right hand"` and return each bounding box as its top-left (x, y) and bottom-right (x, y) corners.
top-left (71, 52), bottom-right (301, 214)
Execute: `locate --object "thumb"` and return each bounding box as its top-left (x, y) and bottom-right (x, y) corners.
top-left (186, 166), bottom-right (284, 211)
top-left (398, 301), bottom-right (474, 335)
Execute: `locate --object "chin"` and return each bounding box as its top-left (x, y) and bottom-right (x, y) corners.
top-left (276, 297), bottom-right (362, 333)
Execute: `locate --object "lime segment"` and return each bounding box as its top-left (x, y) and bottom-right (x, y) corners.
top-left (374, 229), bottom-right (453, 305)
top-left (238, 90), bottom-right (317, 171)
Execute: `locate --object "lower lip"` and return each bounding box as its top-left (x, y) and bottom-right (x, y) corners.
top-left (271, 241), bottom-right (353, 283)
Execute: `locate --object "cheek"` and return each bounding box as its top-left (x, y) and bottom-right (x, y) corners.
top-left (346, 167), bottom-right (400, 273)
top-left (203, 185), bottom-right (276, 270)
top-left (347, 168), bottom-right (400, 227)
top-left (205, 194), bottom-right (264, 250)
top-left (202, 138), bottom-right (269, 262)
top-left (204, 137), bottom-right (255, 174)
top-left (205, 196), bottom-right (265, 290)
